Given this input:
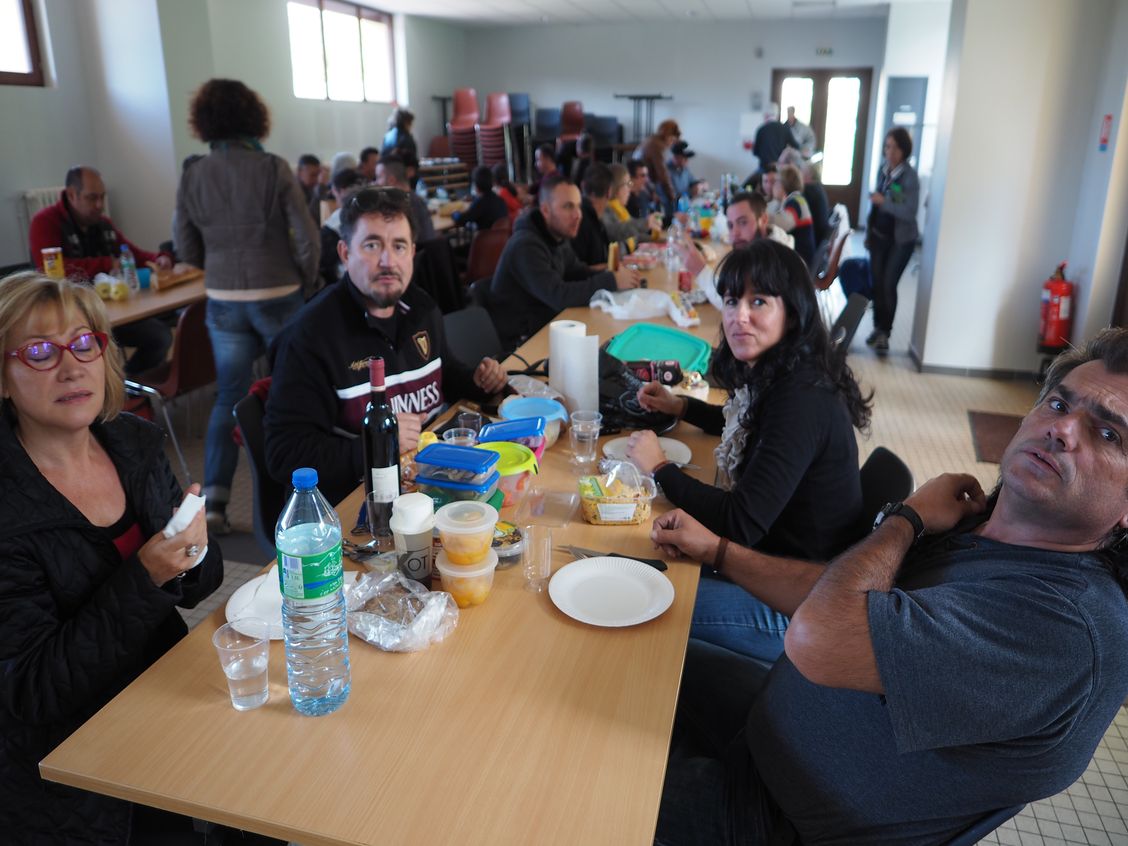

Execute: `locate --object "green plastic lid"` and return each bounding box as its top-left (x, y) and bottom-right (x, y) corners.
top-left (475, 441), bottom-right (539, 477)
top-left (605, 324), bottom-right (712, 375)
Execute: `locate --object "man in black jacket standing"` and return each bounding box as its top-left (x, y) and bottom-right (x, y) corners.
top-left (487, 175), bottom-right (640, 351)
top-left (264, 188), bottom-right (507, 505)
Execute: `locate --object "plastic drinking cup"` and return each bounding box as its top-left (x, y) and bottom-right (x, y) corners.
top-left (522, 524), bottom-right (553, 593)
top-left (443, 427), bottom-right (478, 446)
top-left (456, 411), bottom-right (484, 434)
top-left (569, 411), bottom-right (602, 467)
top-left (212, 619), bottom-right (270, 711)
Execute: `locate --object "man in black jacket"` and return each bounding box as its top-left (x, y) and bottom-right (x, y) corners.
top-left (571, 162), bottom-right (613, 269)
top-left (264, 188), bottom-right (507, 505)
top-left (486, 175), bottom-right (640, 351)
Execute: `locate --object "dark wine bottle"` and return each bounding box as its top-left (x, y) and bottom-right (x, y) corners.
top-left (362, 357), bottom-right (400, 536)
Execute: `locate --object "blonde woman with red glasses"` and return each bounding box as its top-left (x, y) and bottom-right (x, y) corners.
top-left (0, 272), bottom-right (222, 843)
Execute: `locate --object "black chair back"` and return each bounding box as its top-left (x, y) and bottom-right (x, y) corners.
top-left (414, 237), bottom-right (465, 314)
top-left (233, 392), bottom-right (286, 557)
top-left (859, 447), bottom-right (914, 533)
top-left (508, 92), bottom-right (531, 126)
top-left (534, 108), bottom-right (561, 144)
top-left (443, 306), bottom-right (504, 372)
top-left (828, 292), bottom-right (869, 376)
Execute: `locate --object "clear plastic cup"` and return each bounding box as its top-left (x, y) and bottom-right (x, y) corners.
top-left (456, 411), bottom-right (484, 434)
top-left (522, 524), bottom-right (553, 593)
top-left (569, 410), bottom-right (602, 468)
top-left (212, 619), bottom-right (270, 711)
top-left (443, 427), bottom-right (478, 446)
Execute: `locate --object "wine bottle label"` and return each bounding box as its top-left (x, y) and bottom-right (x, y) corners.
top-left (277, 542), bottom-right (343, 600)
top-left (370, 465), bottom-right (399, 503)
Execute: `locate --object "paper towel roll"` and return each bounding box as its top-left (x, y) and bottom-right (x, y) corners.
top-left (548, 320), bottom-right (599, 413)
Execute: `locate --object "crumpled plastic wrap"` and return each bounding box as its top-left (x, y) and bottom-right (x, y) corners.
top-left (346, 570), bottom-right (458, 652)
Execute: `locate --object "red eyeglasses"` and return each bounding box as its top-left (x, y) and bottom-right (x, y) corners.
top-left (5, 331), bottom-right (110, 371)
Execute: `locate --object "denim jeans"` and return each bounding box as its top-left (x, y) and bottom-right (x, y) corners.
top-left (656, 640), bottom-right (782, 846)
top-left (869, 238), bottom-right (915, 335)
top-left (689, 571), bottom-right (791, 663)
top-left (203, 292), bottom-right (303, 506)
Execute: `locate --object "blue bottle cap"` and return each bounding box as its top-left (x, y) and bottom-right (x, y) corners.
top-left (292, 467), bottom-right (318, 490)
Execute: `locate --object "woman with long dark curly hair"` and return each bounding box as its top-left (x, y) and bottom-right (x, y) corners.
top-left (174, 79), bottom-right (319, 534)
top-left (627, 239), bottom-right (871, 659)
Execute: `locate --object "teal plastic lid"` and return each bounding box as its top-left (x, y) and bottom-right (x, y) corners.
top-left (605, 324), bottom-right (712, 374)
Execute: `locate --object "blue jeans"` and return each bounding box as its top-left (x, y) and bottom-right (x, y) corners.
top-left (690, 571), bottom-right (791, 663)
top-left (203, 292), bottom-right (303, 506)
top-left (656, 640), bottom-right (782, 846)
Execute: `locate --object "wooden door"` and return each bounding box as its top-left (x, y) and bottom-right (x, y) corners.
top-left (772, 68), bottom-right (873, 226)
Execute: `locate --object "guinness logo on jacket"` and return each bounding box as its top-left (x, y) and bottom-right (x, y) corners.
top-left (337, 358), bottom-right (444, 430)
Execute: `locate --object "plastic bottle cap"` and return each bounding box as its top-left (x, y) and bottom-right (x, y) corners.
top-left (292, 467), bottom-right (318, 490)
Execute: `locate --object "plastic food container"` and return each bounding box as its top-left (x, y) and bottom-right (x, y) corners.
top-left (578, 461), bottom-right (658, 526)
top-left (492, 520), bottom-right (525, 568)
top-left (498, 396), bottom-right (569, 448)
top-left (435, 549), bottom-right (498, 608)
top-left (415, 443), bottom-right (499, 486)
top-left (474, 442), bottom-right (538, 508)
top-left (434, 500), bottom-right (499, 565)
top-left (416, 471), bottom-right (500, 508)
top-left (479, 417), bottom-right (547, 462)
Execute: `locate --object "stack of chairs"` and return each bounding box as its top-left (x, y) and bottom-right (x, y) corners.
top-left (558, 101), bottom-right (584, 147)
top-left (448, 87), bottom-right (480, 168)
top-left (479, 92), bottom-right (512, 171)
top-left (534, 108), bottom-right (561, 147)
top-left (508, 93), bottom-right (532, 181)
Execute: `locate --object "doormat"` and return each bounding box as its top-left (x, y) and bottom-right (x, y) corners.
top-left (968, 411), bottom-right (1023, 464)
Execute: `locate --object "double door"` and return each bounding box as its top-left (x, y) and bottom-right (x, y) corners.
top-left (771, 68), bottom-right (873, 226)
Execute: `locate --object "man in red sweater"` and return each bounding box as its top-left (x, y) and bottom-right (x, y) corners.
top-left (28, 166), bottom-right (172, 374)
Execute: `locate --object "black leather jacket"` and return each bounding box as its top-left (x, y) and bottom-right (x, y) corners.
top-left (0, 412), bottom-right (223, 844)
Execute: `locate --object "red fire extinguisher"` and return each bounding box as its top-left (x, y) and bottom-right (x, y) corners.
top-left (1039, 261), bottom-right (1073, 354)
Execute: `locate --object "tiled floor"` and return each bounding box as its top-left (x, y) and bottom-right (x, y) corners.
top-left (162, 254), bottom-right (1127, 843)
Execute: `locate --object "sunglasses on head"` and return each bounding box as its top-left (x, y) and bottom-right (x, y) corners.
top-left (5, 331), bottom-right (109, 371)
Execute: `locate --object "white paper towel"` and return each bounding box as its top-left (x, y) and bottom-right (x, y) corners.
top-left (163, 492), bottom-right (208, 567)
top-left (548, 320), bottom-right (599, 413)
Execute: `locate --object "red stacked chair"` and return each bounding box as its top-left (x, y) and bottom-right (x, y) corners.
top-left (558, 100), bottom-right (584, 145)
top-left (479, 92), bottom-right (512, 169)
top-left (448, 87), bottom-right (481, 168)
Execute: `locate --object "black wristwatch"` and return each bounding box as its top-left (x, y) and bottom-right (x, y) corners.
top-left (873, 502), bottom-right (925, 542)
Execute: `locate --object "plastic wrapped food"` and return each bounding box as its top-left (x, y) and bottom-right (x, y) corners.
top-left (578, 460), bottom-right (658, 526)
top-left (346, 570), bottom-right (458, 652)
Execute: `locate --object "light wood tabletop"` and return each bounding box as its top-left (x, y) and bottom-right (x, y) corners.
top-left (39, 292), bottom-right (733, 846)
top-left (103, 277), bottom-right (207, 327)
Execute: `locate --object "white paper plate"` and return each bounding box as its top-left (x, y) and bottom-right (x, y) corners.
top-left (549, 557), bottom-right (675, 627)
top-left (602, 436), bottom-right (692, 466)
top-left (225, 566), bottom-right (358, 641)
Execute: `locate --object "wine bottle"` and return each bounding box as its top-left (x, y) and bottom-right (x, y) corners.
top-left (362, 357), bottom-right (400, 537)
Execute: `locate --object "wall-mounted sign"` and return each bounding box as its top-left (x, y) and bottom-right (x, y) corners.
top-left (815, 47), bottom-right (833, 56)
top-left (1099, 113), bottom-right (1113, 152)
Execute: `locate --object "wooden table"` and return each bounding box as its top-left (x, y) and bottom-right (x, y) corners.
top-left (103, 277), bottom-right (206, 327)
top-left (40, 298), bottom-right (728, 845)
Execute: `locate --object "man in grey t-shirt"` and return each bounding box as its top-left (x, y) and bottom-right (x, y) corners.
top-left (651, 328), bottom-right (1128, 844)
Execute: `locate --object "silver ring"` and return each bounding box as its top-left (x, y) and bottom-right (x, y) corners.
top-left (185, 544), bottom-right (200, 558)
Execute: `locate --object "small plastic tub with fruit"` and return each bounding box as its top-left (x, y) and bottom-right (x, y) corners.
top-left (578, 460), bottom-right (657, 526)
top-left (435, 548), bottom-right (498, 608)
top-left (474, 441), bottom-right (538, 508)
top-left (434, 500), bottom-right (499, 565)
top-left (478, 417), bottom-right (547, 462)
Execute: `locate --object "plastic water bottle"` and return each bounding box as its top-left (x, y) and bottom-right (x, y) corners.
top-left (676, 194), bottom-right (691, 216)
top-left (119, 245), bottom-right (139, 292)
top-left (276, 468), bottom-right (351, 716)
top-left (665, 218), bottom-right (683, 275)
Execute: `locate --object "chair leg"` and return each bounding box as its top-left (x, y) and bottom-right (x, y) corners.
top-left (151, 393), bottom-right (193, 486)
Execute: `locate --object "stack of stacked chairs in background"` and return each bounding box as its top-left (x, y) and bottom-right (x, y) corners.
top-left (448, 87), bottom-right (480, 168)
top-left (479, 93), bottom-right (512, 172)
top-left (534, 107), bottom-right (561, 149)
top-left (508, 93), bottom-right (532, 181)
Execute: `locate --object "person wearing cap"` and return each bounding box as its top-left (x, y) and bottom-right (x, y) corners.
top-left (669, 141), bottom-right (705, 199)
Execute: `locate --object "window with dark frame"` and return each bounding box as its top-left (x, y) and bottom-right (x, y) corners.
top-left (286, 0), bottom-right (396, 104)
top-left (0, 0), bottom-right (46, 87)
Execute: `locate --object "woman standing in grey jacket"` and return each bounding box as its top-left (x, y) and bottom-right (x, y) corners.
top-left (174, 79), bottom-right (319, 532)
top-left (865, 127), bottom-right (919, 354)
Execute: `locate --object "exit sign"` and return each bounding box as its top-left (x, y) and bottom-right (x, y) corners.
top-left (816, 47), bottom-right (833, 55)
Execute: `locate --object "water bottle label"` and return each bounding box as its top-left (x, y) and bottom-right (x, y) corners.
top-left (277, 542), bottom-right (343, 600)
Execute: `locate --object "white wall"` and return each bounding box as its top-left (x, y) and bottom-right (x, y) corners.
top-left (866, 1), bottom-right (950, 233)
top-left (460, 17), bottom-right (888, 190)
top-left (76, 0), bottom-right (179, 252)
top-left (915, 0), bottom-right (1123, 373)
top-left (0, 0), bottom-right (96, 265)
top-left (1069, 0), bottom-right (1128, 341)
top-left (401, 15), bottom-right (467, 155)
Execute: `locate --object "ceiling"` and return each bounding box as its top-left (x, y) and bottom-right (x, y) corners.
top-left (358, 0), bottom-right (894, 26)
